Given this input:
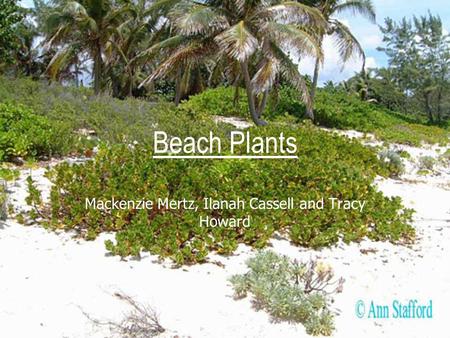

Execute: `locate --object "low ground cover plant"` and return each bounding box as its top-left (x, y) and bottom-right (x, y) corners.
top-left (26, 122), bottom-right (415, 264)
top-left (0, 167), bottom-right (20, 181)
top-left (229, 251), bottom-right (344, 336)
top-left (2, 77), bottom-right (415, 264)
top-left (0, 167), bottom-right (20, 220)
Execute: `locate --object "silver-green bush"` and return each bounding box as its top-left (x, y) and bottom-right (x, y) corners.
top-left (229, 251), bottom-right (344, 336)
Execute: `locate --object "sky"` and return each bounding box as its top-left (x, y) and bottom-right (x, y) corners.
top-left (301, 0), bottom-right (450, 84)
top-left (21, 0), bottom-right (450, 85)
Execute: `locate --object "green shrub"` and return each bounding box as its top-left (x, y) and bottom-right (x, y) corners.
top-left (0, 103), bottom-right (73, 161)
top-left (179, 85), bottom-right (306, 121)
top-left (25, 175), bottom-right (43, 220)
top-left (266, 85), bottom-right (305, 120)
top-left (375, 123), bottom-right (449, 146)
top-left (179, 86), bottom-right (249, 118)
top-left (417, 169), bottom-right (430, 176)
top-left (398, 150), bottom-right (411, 159)
top-left (0, 167), bottom-right (20, 181)
top-left (229, 251), bottom-right (343, 336)
top-left (28, 122), bottom-right (414, 264)
top-left (418, 156), bottom-right (436, 170)
top-left (379, 149), bottom-right (405, 177)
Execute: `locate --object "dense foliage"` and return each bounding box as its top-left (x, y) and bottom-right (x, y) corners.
top-left (0, 0), bottom-right (381, 125)
top-left (312, 90), bottom-right (449, 145)
top-left (180, 86), bottom-right (249, 118)
top-left (0, 76), bottom-right (218, 146)
top-left (300, 0), bottom-right (375, 120)
top-left (230, 251), bottom-right (344, 336)
top-left (377, 14), bottom-right (450, 123)
top-left (0, 0), bottom-right (23, 63)
top-left (24, 121), bottom-right (415, 265)
top-left (0, 77), bottom-right (418, 266)
top-left (180, 85), bottom-right (450, 146)
top-left (0, 103), bottom-right (73, 161)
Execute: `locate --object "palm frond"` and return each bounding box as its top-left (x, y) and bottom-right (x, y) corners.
top-left (214, 21), bottom-right (258, 62)
top-left (104, 6), bottom-right (133, 27)
top-left (334, 0), bottom-right (376, 23)
top-left (132, 35), bottom-right (185, 65)
top-left (146, 0), bottom-right (182, 16)
top-left (44, 24), bottom-right (75, 49)
top-left (251, 57), bottom-right (280, 94)
top-left (270, 42), bottom-right (311, 108)
top-left (260, 2), bottom-right (326, 29)
top-left (331, 19), bottom-right (365, 66)
top-left (170, 2), bottom-right (229, 36)
top-left (262, 22), bottom-right (323, 60)
top-left (63, 1), bottom-right (89, 19)
top-left (46, 46), bottom-right (76, 80)
top-left (233, 0), bottom-right (245, 16)
top-left (140, 43), bottom-right (211, 86)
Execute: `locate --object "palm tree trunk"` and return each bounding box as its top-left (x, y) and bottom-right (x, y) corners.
top-left (307, 56), bottom-right (321, 120)
top-left (93, 40), bottom-right (102, 95)
top-left (233, 74), bottom-right (241, 108)
top-left (240, 61), bottom-right (267, 126)
top-left (257, 90), bottom-right (269, 118)
top-left (75, 62), bottom-right (79, 87)
top-left (128, 68), bottom-right (133, 97)
top-left (174, 67), bottom-right (182, 106)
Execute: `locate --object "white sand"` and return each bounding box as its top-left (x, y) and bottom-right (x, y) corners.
top-left (0, 136), bottom-right (449, 338)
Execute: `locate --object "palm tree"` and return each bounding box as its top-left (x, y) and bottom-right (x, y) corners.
top-left (303, 0), bottom-right (376, 119)
top-left (9, 9), bottom-right (42, 78)
top-left (44, 0), bottom-right (129, 94)
top-left (140, 0), bottom-right (326, 126)
top-left (103, 0), bottom-right (167, 98)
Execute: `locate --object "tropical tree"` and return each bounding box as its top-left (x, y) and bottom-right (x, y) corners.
top-left (379, 13), bottom-right (450, 123)
top-left (44, 0), bottom-right (130, 94)
top-left (139, 0), bottom-right (326, 126)
top-left (134, 1), bottom-right (229, 105)
top-left (0, 0), bottom-right (24, 64)
top-left (11, 12), bottom-right (42, 77)
top-left (103, 0), bottom-right (168, 98)
top-left (302, 0), bottom-right (375, 119)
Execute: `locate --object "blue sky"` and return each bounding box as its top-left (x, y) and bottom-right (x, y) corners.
top-left (21, 0), bottom-right (450, 84)
top-left (302, 0), bottom-right (450, 84)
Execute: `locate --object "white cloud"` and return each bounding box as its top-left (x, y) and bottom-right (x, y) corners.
top-left (361, 33), bottom-right (383, 49)
top-left (299, 35), bottom-right (377, 85)
top-left (366, 57), bottom-right (378, 69)
top-left (297, 19), bottom-right (380, 85)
